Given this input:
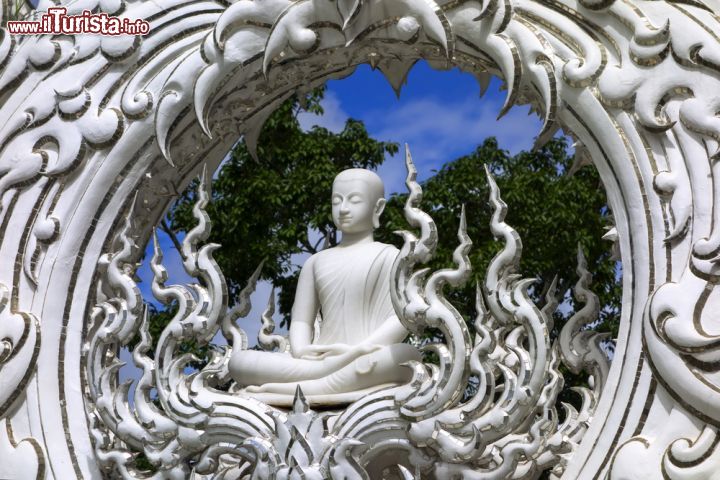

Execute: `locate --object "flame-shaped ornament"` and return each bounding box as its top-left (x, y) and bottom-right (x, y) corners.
top-left (86, 150), bottom-right (607, 478)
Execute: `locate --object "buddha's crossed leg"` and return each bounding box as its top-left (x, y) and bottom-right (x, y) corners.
top-left (241, 343), bottom-right (421, 396)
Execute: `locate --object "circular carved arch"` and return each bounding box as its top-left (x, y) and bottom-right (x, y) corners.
top-left (1, 0), bottom-right (720, 478)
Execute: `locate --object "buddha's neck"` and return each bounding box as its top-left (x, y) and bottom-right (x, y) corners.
top-left (338, 231), bottom-right (374, 247)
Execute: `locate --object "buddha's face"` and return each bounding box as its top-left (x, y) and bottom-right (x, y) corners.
top-left (331, 173), bottom-right (385, 234)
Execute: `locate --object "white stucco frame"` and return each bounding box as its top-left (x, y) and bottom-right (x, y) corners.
top-left (1, 0), bottom-right (720, 478)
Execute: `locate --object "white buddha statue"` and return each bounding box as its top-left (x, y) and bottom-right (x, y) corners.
top-left (228, 169), bottom-right (421, 406)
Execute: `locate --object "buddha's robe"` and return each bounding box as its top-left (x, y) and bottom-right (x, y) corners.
top-left (314, 242), bottom-right (398, 345)
top-left (229, 242), bottom-right (420, 405)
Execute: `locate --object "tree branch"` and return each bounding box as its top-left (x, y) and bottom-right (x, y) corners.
top-left (312, 229), bottom-right (332, 252)
top-left (299, 236), bottom-right (317, 255)
top-left (160, 219), bottom-right (187, 262)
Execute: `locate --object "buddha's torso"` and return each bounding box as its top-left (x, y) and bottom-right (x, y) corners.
top-left (312, 241), bottom-right (399, 345)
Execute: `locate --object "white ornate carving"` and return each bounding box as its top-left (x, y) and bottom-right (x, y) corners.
top-left (79, 147), bottom-right (610, 478)
top-left (1, 0), bottom-right (720, 477)
top-left (560, 246), bottom-right (610, 392)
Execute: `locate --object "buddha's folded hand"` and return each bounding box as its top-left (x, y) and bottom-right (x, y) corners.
top-left (295, 343), bottom-right (351, 359)
top-left (296, 343), bottom-right (384, 360)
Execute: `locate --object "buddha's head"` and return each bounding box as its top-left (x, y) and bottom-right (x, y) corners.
top-left (331, 169), bottom-right (386, 234)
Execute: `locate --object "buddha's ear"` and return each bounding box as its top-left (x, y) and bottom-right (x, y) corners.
top-left (373, 198), bottom-right (386, 228)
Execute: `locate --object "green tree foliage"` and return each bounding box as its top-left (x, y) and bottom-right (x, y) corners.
top-left (167, 87), bottom-right (619, 347)
top-left (169, 88), bottom-right (399, 326)
top-left (373, 138), bottom-right (619, 409)
top-left (377, 137), bottom-right (620, 343)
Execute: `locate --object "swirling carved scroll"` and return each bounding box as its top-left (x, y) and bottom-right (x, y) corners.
top-left (3, 0), bottom-right (720, 476)
top-left (387, 146), bottom-right (603, 478)
top-left (0, 283), bottom-right (40, 420)
top-left (83, 147), bottom-right (610, 478)
top-left (86, 172), bottom-right (276, 477)
top-left (559, 246), bottom-right (610, 392)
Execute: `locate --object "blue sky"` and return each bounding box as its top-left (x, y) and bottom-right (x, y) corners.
top-left (133, 60), bottom-right (546, 350)
top-left (299, 62), bottom-right (542, 193)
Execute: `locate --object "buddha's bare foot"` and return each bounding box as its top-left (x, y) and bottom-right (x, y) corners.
top-left (354, 355), bottom-right (378, 374)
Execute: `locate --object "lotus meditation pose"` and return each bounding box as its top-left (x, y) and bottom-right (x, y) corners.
top-left (228, 169), bottom-right (421, 406)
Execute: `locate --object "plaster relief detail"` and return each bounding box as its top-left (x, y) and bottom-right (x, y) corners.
top-left (1, 0), bottom-right (720, 477)
top-left (84, 149), bottom-right (607, 478)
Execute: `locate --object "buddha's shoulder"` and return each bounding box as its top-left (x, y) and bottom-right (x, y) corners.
top-left (372, 241), bottom-right (400, 256)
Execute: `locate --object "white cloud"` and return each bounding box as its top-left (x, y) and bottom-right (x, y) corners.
top-left (297, 91), bottom-right (349, 133)
top-left (277, 85), bottom-right (545, 196)
top-left (375, 151), bottom-right (415, 196)
top-left (368, 95), bottom-right (544, 194)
